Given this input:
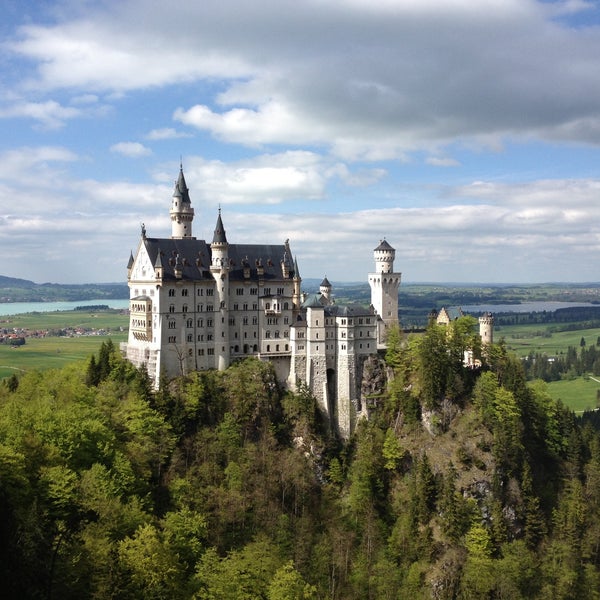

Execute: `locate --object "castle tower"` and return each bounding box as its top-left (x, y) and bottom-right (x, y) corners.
top-left (320, 277), bottom-right (332, 304)
top-left (292, 256), bottom-right (302, 316)
top-left (368, 239), bottom-right (401, 338)
top-left (170, 167), bottom-right (194, 239)
top-left (479, 312), bottom-right (494, 347)
top-left (210, 209), bottom-right (230, 370)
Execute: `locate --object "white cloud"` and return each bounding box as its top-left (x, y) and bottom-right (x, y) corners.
top-left (426, 156), bottom-right (461, 167)
top-left (5, 0), bottom-right (600, 157)
top-left (146, 127), bottom-right (192, 140)
top-left (0, 100), bottom-right (80, 129)
top-left (110, 141), bottom-right (152, 157)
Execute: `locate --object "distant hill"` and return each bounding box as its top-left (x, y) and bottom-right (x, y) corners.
top-left (0, 277), bottom-right (129, 303)
top-left (0, 275), bottom-right (37, 288)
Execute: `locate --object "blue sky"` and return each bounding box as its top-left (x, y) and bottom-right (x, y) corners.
top-left (2, 0), bottom-right (600, 284)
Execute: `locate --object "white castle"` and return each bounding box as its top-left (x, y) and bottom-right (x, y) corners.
top-left (122, 167), bottom-right (492, 436)
top-left (121, 167), bottom-right (402, 437)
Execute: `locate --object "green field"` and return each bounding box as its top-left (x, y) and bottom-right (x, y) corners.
top-left (0, 310), bottom-right (128, 380)
top-left (498, 323), bottom-right (600, 358)
top-left (495, 322), bottom-right (600, 413)
top-left (544, 377), bottom-right (600, 413)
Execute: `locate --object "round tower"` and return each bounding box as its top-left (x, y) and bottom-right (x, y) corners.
top-left (170, 167), bottom-right (194, 239)
top-left (368, 239), bottom-right (401, 339)
top-left (210, 209), bottom-right (230, 371)
top-left (479, 312), bottom-right (494, 346)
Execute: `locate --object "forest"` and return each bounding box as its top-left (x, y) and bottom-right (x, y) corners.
top-left (1, 318), bottom-right (600, 599)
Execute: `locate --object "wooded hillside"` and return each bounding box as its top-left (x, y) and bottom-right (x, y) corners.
top-left (1, 321), bottom-right (599, 599)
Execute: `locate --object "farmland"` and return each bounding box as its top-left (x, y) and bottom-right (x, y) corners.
top-left (0, 309), bottom-right (128, 380)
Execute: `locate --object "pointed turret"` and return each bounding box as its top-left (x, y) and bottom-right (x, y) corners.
top-left (154, 248), bottom-right (164, 279)
top-left (292, 255), bottom-right (302, 312)
top-left (127, 251), bottom-right (134, 280)
top-left (212, 208), bottom-right (228, 245)
top-left (170, 166), bottom-right (194, 238)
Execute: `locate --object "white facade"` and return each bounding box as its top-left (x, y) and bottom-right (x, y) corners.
top-left (122, 168), bottom-right (401, 437)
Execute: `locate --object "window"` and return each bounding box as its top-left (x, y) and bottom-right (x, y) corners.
top-left (284, 317), bottom-right (289, 324)
top-left (264, 287), bottom-right (271, 296)
top-left (206, 289), bottom-right (214, 296)
top-left (197, 288), bottom-right (204, 296)
top-left (168, 336), bottom-right (176, 343)
top-left (266, 331), bottom-right (271, 338)
top-left (207, 304), bottom-right (214, 312)
top-left (182, 289), bottom-right (188, 297)
top-left (243, 303), bottom-right (248, 311)
top-left (277, 287), bottom-right (284, 295)
top-left (207, 319), bottom-right (213, 327)
top-left (252, 316), bottom-right (258, 325)
top-left (236, 288), bottom-right (244, 296)
top-left (187, 334), bottom-right (193, 342)
top-left (233, 303), bottom-right (239, 311)
top-left (207, 333), bottom-right (213, 341)
top-left (250, 287), bottom-right (257, 295)
top-left (229, 317), bottom-right (235, 326)
top-left (169, 305), bottom-right (175, 313)
top-left (207, 348), bottom-right (214, 355)
top-left (198, 334), bottom-right (203, 341)
top-left (197, 319), bottom-right (203, 327)
top-left (168, 289), bottom-right (175, 297)
top-left (198, 349), bottom-right (204, 356)
top-left (243, 317), bottom-right (248, 325)
top-left (168, 320), bottom-right (176, 329)
top-left (182, 305), bottom-right (188, 313)
top-left (187, 318), bottom-right (193, 328)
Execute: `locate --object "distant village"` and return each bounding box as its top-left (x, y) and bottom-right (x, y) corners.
top-left (0, 321), bottom-right (116, 347)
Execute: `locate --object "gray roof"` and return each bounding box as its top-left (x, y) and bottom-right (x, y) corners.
top-left (212, 210), bottom-right (228, 245)
top-left (140, 237), bottom-right (294, 282)
top-left (324, 303), bottom-right (374, 318)
top-left (173, 168), bottom-right (191, 204)
top-left (375, 239), bottom-right (394, 251)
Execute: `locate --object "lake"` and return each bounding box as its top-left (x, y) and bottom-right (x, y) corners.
top-left (459, 301), bottom-right (597, 314)
top-left (0, 299), bottom-right (130, 317)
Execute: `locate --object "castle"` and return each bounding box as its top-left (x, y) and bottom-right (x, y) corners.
top-left (122, 167), bottom-right (489, 437)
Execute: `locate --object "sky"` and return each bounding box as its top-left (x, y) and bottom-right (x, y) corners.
top-left (3, 0), bottom-right (600, 285)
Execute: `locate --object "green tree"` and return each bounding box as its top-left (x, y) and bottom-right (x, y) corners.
top-left (268, 560), bottom-right (317, 600)
top-left (382, 428), bottom-right (404, 470)
top-left (118, 523), bottom-right (186, 599)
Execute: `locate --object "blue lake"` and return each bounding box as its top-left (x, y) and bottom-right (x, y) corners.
top-left (459, 301), bottom-right (597, 314)
top-left (0, 299), bottom-right (130, 317)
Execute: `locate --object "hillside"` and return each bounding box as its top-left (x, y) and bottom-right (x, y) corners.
top-left (0, 277), bottom-right (128, 302)
top-left (1, 320), bottom-right (599, 598)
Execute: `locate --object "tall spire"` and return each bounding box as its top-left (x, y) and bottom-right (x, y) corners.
top-left (212, 207), bottom-right (228, 245)
top-left (170, 165), bottom-right (194, 238)
top-left (173, 165), bottom-right (191, 205)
